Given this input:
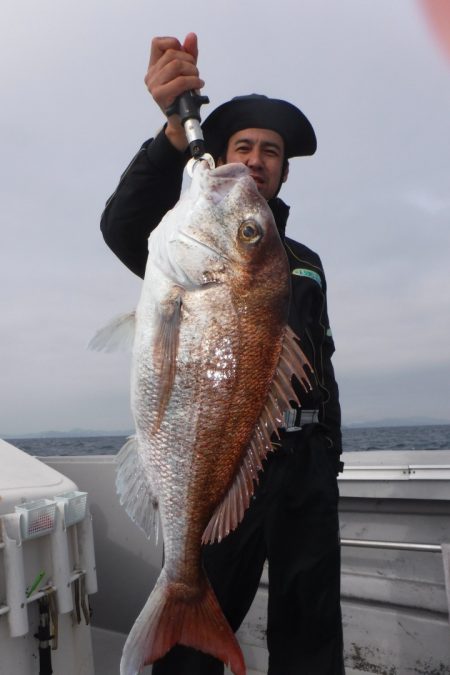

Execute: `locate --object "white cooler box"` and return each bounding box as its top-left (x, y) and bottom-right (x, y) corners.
top-left (0, 439), bottom-right (97, 675)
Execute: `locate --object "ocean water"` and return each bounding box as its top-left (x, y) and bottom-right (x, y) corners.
top-left (5, 424), bottom-right (450, 457)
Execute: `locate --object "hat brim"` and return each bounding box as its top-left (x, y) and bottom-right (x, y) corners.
top-left (202, 96), bottom-right (317, 160)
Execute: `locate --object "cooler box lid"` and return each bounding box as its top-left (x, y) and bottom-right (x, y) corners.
top-left (0, 439), bottom-right (77, 515)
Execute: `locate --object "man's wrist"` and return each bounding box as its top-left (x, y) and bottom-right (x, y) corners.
top-left (165, 121), bottom-right (189, 152)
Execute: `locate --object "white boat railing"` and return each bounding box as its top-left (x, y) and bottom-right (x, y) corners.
top-left (341, 538), bottom-right (442, 552)
top-left (340, 464), bottom-right (450, 481)
top-left (341, 537), bottom-right (450, 622)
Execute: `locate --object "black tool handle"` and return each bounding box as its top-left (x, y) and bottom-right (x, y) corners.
top-left (166, 91), bottom-right (209, 122)
top-left (38, 646), bottom-right (53, 675)
top-left (166, 91), bottom-right (210, 158)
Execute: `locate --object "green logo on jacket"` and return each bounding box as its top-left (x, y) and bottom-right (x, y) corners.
top-left (292, 268), bottom-right (322, 288)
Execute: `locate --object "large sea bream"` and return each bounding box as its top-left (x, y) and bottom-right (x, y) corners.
top-left (91, 162), bottom-right (311, 674)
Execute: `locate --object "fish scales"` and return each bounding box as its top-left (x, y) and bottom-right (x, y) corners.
top-left (91, 161), bottom-right (312, 675)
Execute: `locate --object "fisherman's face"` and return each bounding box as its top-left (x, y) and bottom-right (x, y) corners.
top-left (218, 128), bottom-right (289, 201)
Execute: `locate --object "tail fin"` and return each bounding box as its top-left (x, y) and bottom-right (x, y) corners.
top-left (120, 568), bottom-right (245, 675)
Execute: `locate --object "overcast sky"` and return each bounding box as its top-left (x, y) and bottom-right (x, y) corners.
top-left (1, 0), bottom-right (449, 435)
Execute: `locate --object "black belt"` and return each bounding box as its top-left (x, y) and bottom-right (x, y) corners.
top-left (283, 408), bottom-right (319, 432)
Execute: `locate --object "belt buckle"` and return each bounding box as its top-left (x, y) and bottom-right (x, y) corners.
top-left (283, 408), bottom-right (319, 432)
top-left (283, 408), bottom-right (302, 433)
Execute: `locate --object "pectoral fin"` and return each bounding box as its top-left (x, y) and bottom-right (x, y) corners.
top-left (202, 326), bottom-right (312, 545)
top-left (152, 290), bottom-right (183, 432)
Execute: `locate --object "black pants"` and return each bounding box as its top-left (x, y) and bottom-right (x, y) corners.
top-left (152, 427), bottom-right (344, 675)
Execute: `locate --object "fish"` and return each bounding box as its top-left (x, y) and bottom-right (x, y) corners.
top-left (90, 161), bottom-right (311, 675)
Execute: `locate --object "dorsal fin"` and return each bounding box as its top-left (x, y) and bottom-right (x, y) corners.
top-left (202, 326), bottom-right (312, 544)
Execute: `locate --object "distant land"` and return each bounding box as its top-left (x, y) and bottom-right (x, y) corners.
top-left (2, 428), bottom-right (134, 440)
top-left (343, 416), bottom-right (450, 428)
top-left (2, 417), bottom-right (450, 439)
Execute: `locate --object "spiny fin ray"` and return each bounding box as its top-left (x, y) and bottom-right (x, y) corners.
top-left (202, 326), bottom-right (312, 544)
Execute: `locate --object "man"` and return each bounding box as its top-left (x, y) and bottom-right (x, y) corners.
top-left (101, 33), bottom-right (345, 675)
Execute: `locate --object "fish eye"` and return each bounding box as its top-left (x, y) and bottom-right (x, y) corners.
top-left (238, 219), bottom-right (262, 244)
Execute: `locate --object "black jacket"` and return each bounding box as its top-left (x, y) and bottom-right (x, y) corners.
top-left (100, 130), bottom-right (342, 465)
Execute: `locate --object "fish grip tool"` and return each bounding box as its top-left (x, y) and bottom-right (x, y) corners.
top-left (166, 91), bottom-right (215, 175)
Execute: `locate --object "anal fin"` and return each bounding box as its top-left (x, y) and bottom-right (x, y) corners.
top-left (115, 436), bottom-right (159, 542)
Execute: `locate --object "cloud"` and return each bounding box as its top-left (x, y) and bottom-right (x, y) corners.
top-left (1, 0), bottom-right (450, 433)
top-left (338, 361), bottom-right (450, 424)
top-left (402, 187), bottom-right (450, 215)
